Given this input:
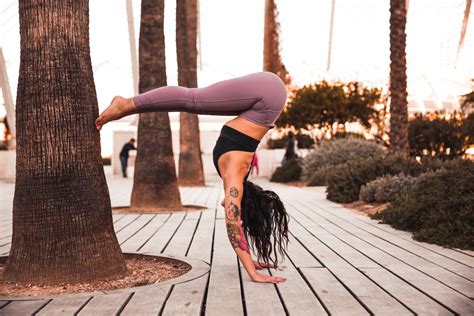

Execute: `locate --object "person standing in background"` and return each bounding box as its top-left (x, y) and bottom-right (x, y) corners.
top-left (119, 138), bottom-right (136, 178)
top-left (251, 152), bottom-right (259, 176)
top-left (282, 133), bottom-right (296, 164)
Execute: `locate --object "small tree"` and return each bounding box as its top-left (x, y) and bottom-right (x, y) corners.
top-left (408, 112), bottom-right (473, 159)
top-left (275, 81), bottom-right (384, 139)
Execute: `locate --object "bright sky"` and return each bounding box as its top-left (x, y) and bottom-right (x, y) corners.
top-left (0, 0), bottom-right (473, 154)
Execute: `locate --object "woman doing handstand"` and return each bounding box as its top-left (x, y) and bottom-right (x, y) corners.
top-left (95, 71), bottom-right (290, 284)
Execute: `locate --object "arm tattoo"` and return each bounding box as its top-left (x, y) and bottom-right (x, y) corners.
top-left (229, 187), bottom-right (239, 198)
top-left (225, 201), bottom-right (240, 221)
top-left (226, 221), bottom-right (250, 253)
top-left (225, 201), bottom-right (250, 253)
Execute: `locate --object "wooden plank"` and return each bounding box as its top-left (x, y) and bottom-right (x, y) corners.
top-left (116, 214), bottom-right (155, 244)
top-left (205, 266), bottom-right (243, 316)
top-left (0, 301), bottom-right (10, 308)
top-left (359, 268), bottom-right (453, 315)
top-left (273, 266), bottom-right (328, 315)
top-left (210, 219), bottom-right (236, 266)
top-left (314, 201), bottom-right (474, 276)
top-left (162, 218), bottom-right (198, 256)
top-left (284, 234), bottom-right (323, 268)
top-left (78, 293), bottom-right (131, 315)
top-left (112, 213), bottom-right (125, 224)
top-left (121, 285), bottom-right (172, 315)
top-left (187, 209), bottom-right (216, 263)
top-left (301, 268), bottom-right (369, 316)
top-left (289, 220), bottom-right (411, 315)
top-left (289, 203), bottom-right (474, 314)
top-left (0, 299), bottom-right (49, 315)
top-left (120, 214), bottom-right (169, 252)
top-left (162, 274), bottom-right (208, 316)
top-left (288, 201), bottom-right (474, 312)
top-left (0, 243), bottom-right (10, 255)
top-left (113, 214), bottom-right (141, 233)
top-left (185, 210), bottom-right (202, 220)
top-left (139, 212), bottom-right (185, 253)
top-left (181, 187), bottom-right (204, 206)
top-left (37, 296), bottom-right (91, 315)
top-left (317, 199), bottom-right (474, 267)
top-left (240, 268), bottom-right (285, 315)
top-left (293, 202), bottom-right (474, 299)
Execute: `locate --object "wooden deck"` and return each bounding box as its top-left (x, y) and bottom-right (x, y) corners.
top-left (0, 170), bottom-right (473, 315)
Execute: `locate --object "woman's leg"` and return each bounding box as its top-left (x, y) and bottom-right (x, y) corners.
top-left (95, 71), bottom-right (286, 130)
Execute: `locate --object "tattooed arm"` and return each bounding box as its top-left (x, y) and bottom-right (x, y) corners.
top-left (223, 178), bottom-right (286, 284)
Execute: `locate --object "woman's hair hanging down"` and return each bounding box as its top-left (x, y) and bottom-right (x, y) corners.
top-left (241, 180), bottom-right (290, 266)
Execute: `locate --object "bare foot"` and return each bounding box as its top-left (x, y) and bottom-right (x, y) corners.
top-left (95, 96), bottom-right (137, 131)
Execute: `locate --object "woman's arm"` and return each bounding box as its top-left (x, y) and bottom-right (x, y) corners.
top-left (222, 175), bottom-right (286, 284)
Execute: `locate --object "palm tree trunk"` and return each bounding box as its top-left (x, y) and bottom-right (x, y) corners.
top-left (176, 0), bottom-right (205, 186)
top-left (130, 0), bottom-right (182, 211)
top-left (4, 0), bottom-right (127, 284)
top-left (456, 0), bottom-right (472, 67)
top-left (263, 0), bottom-right (291, 85)
top-left (389, 0), bottom-right (409, 152)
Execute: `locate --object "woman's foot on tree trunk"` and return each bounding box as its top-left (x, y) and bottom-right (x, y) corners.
top-left (95, 96), bottom-right (137, 131)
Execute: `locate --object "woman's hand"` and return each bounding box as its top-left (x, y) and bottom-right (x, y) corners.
top-left (250, 271), bottom-right (286, 283)
top-left (253, 260), bottom-right (278, 270)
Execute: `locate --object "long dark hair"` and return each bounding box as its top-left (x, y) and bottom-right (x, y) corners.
top-left (240, 180), bottom-right (290, 265)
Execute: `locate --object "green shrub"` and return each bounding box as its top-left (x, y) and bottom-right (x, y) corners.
top-left (307, 165), bottom-right (333, 186)
top-left (408, 112), bottom-right (473, 159)
top-left (359, 173), bottom-right (417, 203)
top-left (371, 159), bottom-right (474, 249)
top-left (270, 157), bottom-right (302, 183)
top-left (326, 153), bottom-right (422, 203)
top-left (267, 134), bottom-right (315, 149)
top-left (302, 137), bottom-right (386, 179)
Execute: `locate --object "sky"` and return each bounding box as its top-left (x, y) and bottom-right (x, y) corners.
top-left (0, 0), bottom-right (473, 154)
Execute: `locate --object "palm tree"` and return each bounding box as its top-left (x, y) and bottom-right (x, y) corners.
top-left (456, 0), bottom-right (472, 67)
top-left (176, 0), bottom-right (205, 186)
top-left (389, 0), bottom-right (409, 152)
top-left (130, 0), bottom-right (183, 211)
top-left (4, 0), bottom-right (127, 283)
top-left (263, 0), bottom-right (291, 85)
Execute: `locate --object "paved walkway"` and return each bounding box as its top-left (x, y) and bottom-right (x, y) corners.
top-left (0, 170), bottom-right (473, 315)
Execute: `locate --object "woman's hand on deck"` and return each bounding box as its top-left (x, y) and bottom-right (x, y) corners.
top-left (250, 271), bottom-right (286, 283)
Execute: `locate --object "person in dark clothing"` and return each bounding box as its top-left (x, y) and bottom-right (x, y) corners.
top-left (119, 138), bottom-right (136, 178)
top-left (282, 133), bottom-right (296, 164)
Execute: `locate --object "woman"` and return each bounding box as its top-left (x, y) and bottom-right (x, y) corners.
top-left (96, 71), bottom-right (289, 284)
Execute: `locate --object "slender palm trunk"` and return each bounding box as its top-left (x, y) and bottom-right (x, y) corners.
top-left (389, 0), bottom-right (409, 152)
top-left (176, 0), bottom-right (205, 186)
top-left (4, 0), bottom-right (127, 283)
top-left (130, 0), bottom-right (182, 211)
top-left (263, 0), bottom-right (291, 85)
top-left (456, 0), bottom-right (472, 66)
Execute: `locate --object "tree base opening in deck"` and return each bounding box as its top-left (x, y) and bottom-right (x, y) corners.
top-left (0, 254), bottom-right (191, 297)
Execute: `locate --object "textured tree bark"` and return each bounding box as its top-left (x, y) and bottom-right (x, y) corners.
top-left (389, 0), bottom-right (409, 152)
top-left (130, 0), bottom-right (182, 211)
top-left (176, 0), bottom-right (205, 186)
top-left (263, 0), bottom-right (291, 86)
top-left (4, 0), bottom-right (127, 284)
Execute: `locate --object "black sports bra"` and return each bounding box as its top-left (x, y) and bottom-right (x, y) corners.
top-left (212, 125), bottom-right (259, 181)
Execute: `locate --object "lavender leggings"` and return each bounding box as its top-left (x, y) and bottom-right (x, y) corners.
top-left (132, 71), bottom-right (287, 127)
